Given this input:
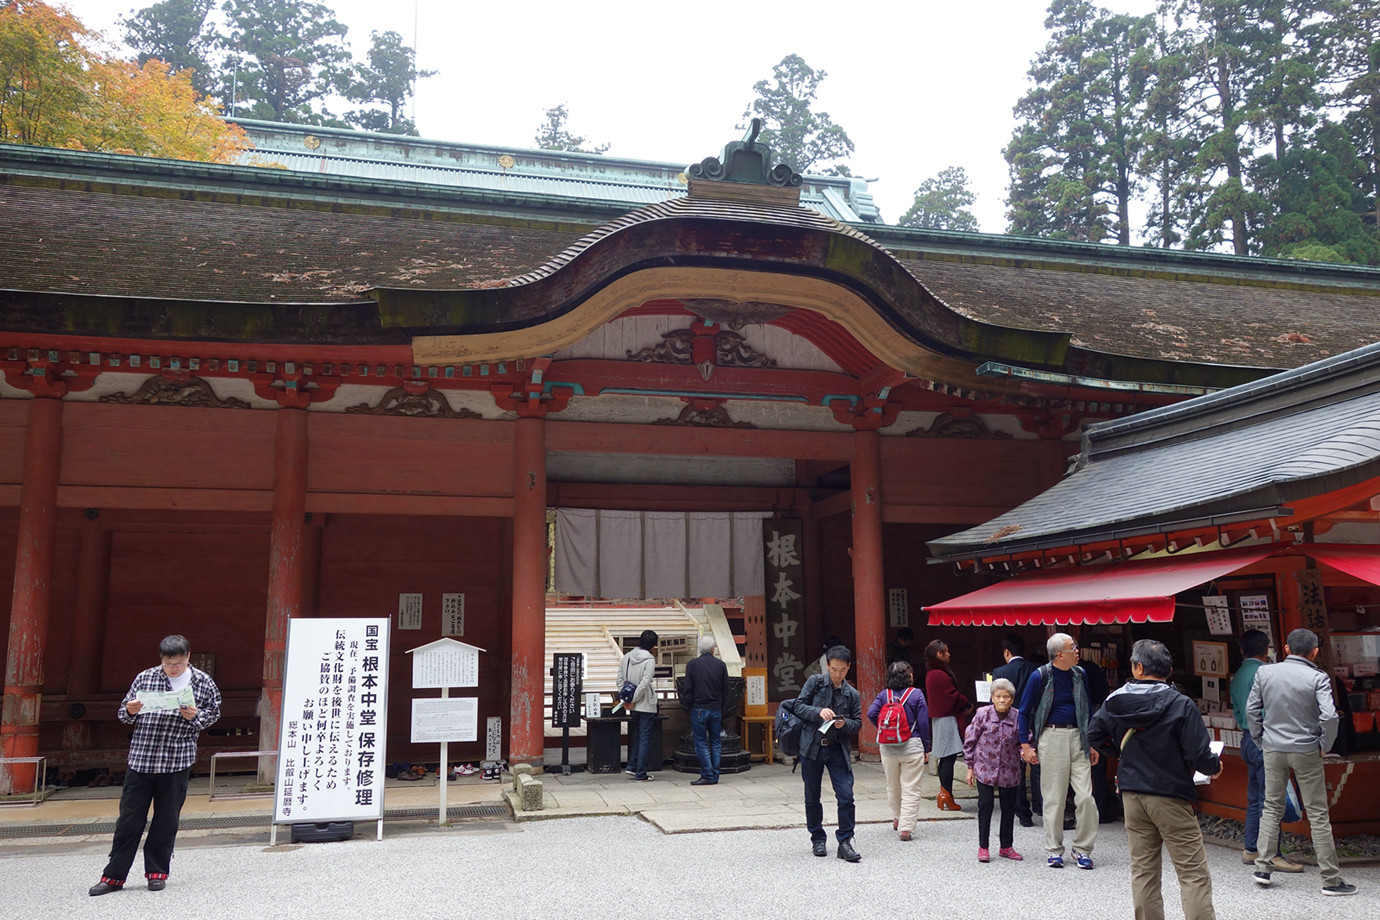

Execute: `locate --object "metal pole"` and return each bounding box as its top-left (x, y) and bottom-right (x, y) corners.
top-left (438, 686), bottom-right (448, 826)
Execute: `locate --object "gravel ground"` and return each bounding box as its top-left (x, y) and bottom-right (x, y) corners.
top-left (4, 813), bottom-right (1377, 920)
top-left (1200, 814), bottom-right (1380, 860)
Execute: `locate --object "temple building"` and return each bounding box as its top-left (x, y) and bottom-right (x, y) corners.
top-left (4, 122), bottom-right (1380, 804)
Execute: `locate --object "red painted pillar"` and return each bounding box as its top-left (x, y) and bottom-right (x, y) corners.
top-left (510, 416), bottom-right (547, 766)
top-left (851, 429), bottom-right (885, 758)
top-left (1, 398), bottom-right (63, 794)
top-left (259, 408), bottom-right (308, 781)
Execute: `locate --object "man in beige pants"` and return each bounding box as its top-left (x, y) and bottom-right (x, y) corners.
top-left (1018, 632), bottom-right (1100, 869)
top-left (1089, 639), bottom-right (1222, 920)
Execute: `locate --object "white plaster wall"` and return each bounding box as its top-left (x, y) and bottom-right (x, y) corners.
top-left (0, 378), bottom-right (34, 399)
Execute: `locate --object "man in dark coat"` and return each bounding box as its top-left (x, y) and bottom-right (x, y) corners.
top-left (1089, 639), bottom-right (1221, 920)
top-left (683, 633), bottom-right (729, 786)
top-left (794, 644), bottom-right (864, 862)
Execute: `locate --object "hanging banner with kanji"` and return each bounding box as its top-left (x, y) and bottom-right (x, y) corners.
top-left (763, 518), bottom-right (807, 701)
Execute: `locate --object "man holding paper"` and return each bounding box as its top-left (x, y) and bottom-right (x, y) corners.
top-left (1088, 639), bottom-right (1221, 920)
top-left (793, 645), bottom-right (863, 862)
top-left (88, 635), bottom-right (221, 897)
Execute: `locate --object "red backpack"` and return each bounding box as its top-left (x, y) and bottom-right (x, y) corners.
top-left (876, 688), bottom-right (914, 744)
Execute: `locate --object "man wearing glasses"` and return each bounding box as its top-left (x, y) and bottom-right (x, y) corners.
top-left (88, 635), bottom-right (222, 896)
top-left (1019, 632), bottom-right (1100, 870)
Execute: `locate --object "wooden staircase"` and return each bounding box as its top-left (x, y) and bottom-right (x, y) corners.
top-left (541, 605), bottom-right (708, 737)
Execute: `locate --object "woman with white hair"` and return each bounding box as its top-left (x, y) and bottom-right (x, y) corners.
top-left (964, 677), bottom-right (1025, 862)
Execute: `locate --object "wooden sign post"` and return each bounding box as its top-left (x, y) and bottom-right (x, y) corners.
top-left (407, 638), bottom-right (485, 826)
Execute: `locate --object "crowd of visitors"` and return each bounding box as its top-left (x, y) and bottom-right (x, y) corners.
top-left (780, 627), bottom-right (1359, 917)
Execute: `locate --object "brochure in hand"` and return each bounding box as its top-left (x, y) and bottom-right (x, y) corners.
top-left (136, 687), bottom-right (196, 712)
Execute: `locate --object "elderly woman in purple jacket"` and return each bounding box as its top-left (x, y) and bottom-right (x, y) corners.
top-left (867, 661), bottom-right (931, 840)
top-left (964, 677), bottom-right (1024, 863)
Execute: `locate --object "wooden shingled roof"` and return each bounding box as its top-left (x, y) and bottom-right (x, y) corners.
top-left (6, 142), bottom-right (1380, 383)
top-left (926, 341), bottom-right (1380, 563)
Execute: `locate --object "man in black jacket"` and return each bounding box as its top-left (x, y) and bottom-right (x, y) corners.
top-left (993, 633), bottom-right (1038, 825)
top-left (794, 645), bottom-right (864, 862)
top-left (684, 634), bottom-right (729, 786)
top-left (1089, 640), bottom-right (1222, 920)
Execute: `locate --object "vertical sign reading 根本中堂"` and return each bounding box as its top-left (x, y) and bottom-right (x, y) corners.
top-left (763, 518), bottom-right (806, 702)
top-left (274, 618), bottom-right (391, 826)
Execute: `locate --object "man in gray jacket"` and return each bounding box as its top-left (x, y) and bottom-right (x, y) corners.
top-left (1246, 628), bottom-right (1356, 896)
top-left (618, 630), bottom-right (659, 782)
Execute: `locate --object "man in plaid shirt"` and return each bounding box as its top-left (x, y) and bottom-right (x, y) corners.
top-left (89, 635), bottom-right (221, 896)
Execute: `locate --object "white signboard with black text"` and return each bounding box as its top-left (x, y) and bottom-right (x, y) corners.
top-left (411, 697), bottom-right (479, 743)
top-left (409, 638), bottom-right (483, 689)
top-left (274, 617), bottom-right (390, 825)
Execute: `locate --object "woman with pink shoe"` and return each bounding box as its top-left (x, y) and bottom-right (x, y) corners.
top-left (964, 678), bottom-right (1024, 863)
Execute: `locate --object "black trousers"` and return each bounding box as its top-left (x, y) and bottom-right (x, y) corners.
top-left (977, 781), bottom-right (1018, 849)
top-left (102, 767), bottom-right (191, 881)
top-left (1014, 761), bottom-right (1033, 820)
top-left (937, 753), bottom-right (957, 793)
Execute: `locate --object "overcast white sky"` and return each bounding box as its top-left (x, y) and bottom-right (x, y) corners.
top-left (67, 0), bottom-right (1161, 230)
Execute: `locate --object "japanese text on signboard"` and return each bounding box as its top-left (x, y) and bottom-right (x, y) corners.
top-left (551, 653), bottom-right (583, 729)
top-left (763, 519), bottom-right (806, 701)
top-left (275, 618), bottom-right (390, 824)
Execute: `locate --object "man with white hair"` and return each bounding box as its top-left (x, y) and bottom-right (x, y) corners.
top-left (1018, 632), bottom-right (1100, 869)
top-left (684, 633), bottom-right (729, 786)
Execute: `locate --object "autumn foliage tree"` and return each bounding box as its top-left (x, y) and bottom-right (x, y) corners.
top-left (0, 0), bottom-right (90, 146)
top-left (0, 0), bottom-right (244, 161)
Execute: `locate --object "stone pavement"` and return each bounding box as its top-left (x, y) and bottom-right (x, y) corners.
top-left (0, 760), bottom-right (973, 843)
top-left (515, 760), bottom-right (975, 832)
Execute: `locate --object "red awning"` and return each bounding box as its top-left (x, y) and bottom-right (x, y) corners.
top-left (925, 547), bottom-right (1276, 627)
top-left (1300, 545), bottom-right (1380, 586)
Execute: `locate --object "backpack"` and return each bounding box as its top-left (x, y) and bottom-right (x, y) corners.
top-left (775, 697), bottom-right (805, 759)
top-left (876, 688), bottom-right (914, 744)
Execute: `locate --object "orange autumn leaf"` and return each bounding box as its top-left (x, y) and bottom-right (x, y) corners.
top-left (1, 1), bottom-right (247, 163)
